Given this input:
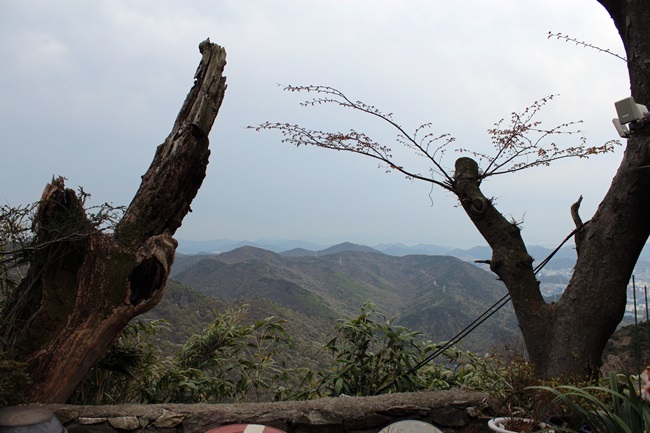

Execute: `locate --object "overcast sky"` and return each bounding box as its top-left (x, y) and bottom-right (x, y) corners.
top-left (0, 1), bottom-right (632, 248)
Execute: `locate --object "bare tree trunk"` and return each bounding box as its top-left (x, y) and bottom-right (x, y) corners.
top-left (452, 0), bottom-right (650, 379)
top-left (1, 39), bottom-right (227, 403)
top-left (452, 158), bottom-right (555, 376)
top-left (452, 147), bottom-right (650, 378)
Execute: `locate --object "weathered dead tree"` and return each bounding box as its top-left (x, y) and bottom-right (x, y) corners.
top-left (0, 39), bottom-right (227, 403)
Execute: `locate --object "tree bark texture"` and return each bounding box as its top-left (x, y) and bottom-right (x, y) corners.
top-left (452, 0), bottom-right (650, 379)
top-left (0, 40), bottom-right (227, 403)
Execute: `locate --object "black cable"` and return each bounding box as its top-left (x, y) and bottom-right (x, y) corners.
top-left (375, 225), bottom-right (584, 394)
top-left (379, 293), bottom-right (512, 390)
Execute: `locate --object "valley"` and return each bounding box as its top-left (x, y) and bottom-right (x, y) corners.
top-left (145, 243), bottom-right (522, 356)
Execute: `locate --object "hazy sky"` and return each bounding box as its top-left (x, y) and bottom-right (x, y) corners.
top-left (0, 1), bottom-right (631, 248)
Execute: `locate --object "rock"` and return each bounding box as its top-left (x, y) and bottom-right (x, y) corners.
top-left (67, 424), bottom-right (116, 433)
top-left (344, 413), bottom-right (391, 430)
top-left (431, 405), bottom-right (470, 427)
top-left (51, 408), bottom-right (79, 424)
top-left (47, 390), bottom-right (489, 433)
top-left (108, 416), bottom-right (140, 430)
top-left (378, 405), bottom-right (429, 417)
top-left (78, 417), bottom-right (108, 425)
top-left (298, 410), bottom-right (341, 426)
top-left (154, 409), bottom-right (186, 428)
top-left (465, 405), bottom-right (485, 418)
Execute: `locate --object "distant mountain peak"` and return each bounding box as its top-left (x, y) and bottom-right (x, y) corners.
top-left (218, 245), bottom-right (281, 263)
top-left (280, 247), bottom-right (316, 258)
top-left (317, 242), bottom-right (384, 256)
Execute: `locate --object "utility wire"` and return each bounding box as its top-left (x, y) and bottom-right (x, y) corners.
top-left (376, 225), bottom-right (584, 394)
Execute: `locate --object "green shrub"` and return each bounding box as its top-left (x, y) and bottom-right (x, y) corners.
top-left (140, 306), bottom-right (293, 403)
top-left (311, 303), bottom-right (437, 397)
top-left (70, 303), bottom-right (553, 404)
top-left (532, 373), bottom-right (650, 433)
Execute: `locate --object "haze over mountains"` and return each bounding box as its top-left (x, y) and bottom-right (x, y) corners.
top-left (176, 238), bottom-right (582, 264)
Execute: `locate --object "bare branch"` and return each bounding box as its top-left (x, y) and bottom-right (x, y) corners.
top-left (251, 85), bottom-right (457, 190)
top-left (459, 95), bottom-right (619, 178)
top-left (252, 87), bottom-right (617, 196)
top-left (253, 121), bottom-right (453, 190)
top-left (287, 85), bottom-right (456, 180)
top-left (548, 31), bottom-right (627, 62)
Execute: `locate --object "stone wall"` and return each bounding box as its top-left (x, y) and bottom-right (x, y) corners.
top-left (47, 390), bottom-right (493, 432)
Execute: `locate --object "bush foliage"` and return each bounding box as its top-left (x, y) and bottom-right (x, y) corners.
top-left (68, 303), bottom-right (536, 404)
top-left (30, 301), bottom-right (650, 433)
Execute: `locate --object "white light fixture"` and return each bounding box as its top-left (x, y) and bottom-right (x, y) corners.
top-left (612, 96), bottom-right (649, 138)
top-left (615, 97), bottom-right (649, 124)
top-left (612, 118), bottom-right (630, 138)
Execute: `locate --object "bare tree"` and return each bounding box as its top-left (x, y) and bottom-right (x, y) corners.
top-left (254, 0), bottom-right (650, 379)
top-left (0, 39), bottom-right (227, 403)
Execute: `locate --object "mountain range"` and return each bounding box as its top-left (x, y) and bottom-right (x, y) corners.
top-left (177, 239), bottom-right (576, 260)
top-left (139, 239), bottom-right (650, 371)
top-left (177, 238), bottom-right (650, 262)
top-left (165, 243), bottom-right (522, 354)
top-left (176, 238), bottom-right (583, 268)
top-left (176, 239), bottom-right (650, 302)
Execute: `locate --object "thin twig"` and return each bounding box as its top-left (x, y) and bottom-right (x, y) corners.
top-left (548, 31), bottom-right (627, 62)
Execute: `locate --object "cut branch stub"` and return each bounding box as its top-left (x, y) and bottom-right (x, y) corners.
top-left (453, 157), bottom-right (480, 181)
top-left (453, 157), bottom-right (488, 216)
top-left (570, 195), bottom-right (586, 256)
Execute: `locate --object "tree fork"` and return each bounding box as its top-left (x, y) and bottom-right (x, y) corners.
top-left (0, 39), bottom-right (227, 403)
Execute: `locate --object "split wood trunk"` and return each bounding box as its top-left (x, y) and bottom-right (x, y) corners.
top-left (0, 40), bottom-right (227, 403)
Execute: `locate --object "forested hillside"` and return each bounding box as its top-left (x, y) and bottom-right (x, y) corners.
top-left (72, 245), bottom-right (648, 405)
top-left (160, 245), bottom-right (521, 354)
